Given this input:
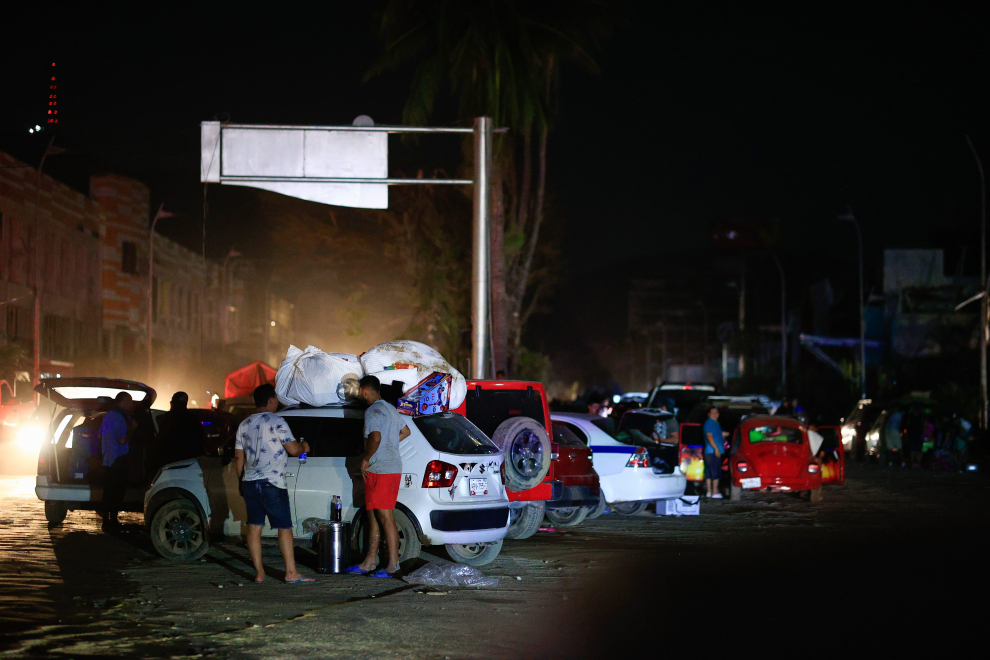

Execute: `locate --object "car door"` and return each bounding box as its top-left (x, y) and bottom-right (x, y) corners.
top-left (818, 425), bottom-right (845, 485)
top-left (286, 411), bottom-right (365, 537)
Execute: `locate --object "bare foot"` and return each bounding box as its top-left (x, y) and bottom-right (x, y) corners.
top-left (284, 572), bottom-right (315, 583)
top-left (384, 564), bottom-right (401, 574)
top-left (358, 562), bottom-right (377, 572)
top-left (254, 572), bottom-right (266, 584)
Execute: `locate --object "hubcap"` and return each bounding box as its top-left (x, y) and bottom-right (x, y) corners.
top-left (162, 509), bottom-right (203, 553)
top-left (510, 430), bottom-right (544, 477)
top-left (453, 543), bottom-right (485, 557)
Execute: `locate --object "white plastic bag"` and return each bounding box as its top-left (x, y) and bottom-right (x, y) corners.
top-left (403, 561), bottom-right (498, 588)
top-left (360, 340), bottom-right (467, 409)
top-left (276, 345), bottom-right (364, 406)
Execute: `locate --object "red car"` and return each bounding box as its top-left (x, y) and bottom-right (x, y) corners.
top-left (729, 415), bottom-right (823, 502)
top-left (453, 380), bottom-right (598, 536)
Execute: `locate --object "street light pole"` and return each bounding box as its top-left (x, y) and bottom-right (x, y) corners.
top-left (772, 255), bottom-right (787, 397)
top-left (471, 117), bottom-right (492, 380)
top-left (220, 248), bottom-right (243, 358)
top-left (33, 136), bottom-right (63, 401)
top-left (965, 135), bottom-right (987, 429)
top-left (147, 203), bottom-right (173, 381)
top-left (839, 209), bottom-right (866, 400)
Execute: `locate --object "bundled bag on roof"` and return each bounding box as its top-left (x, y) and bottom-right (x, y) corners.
top-left (276, 345), bottom-right (364, 407)
top-left (360, 340), bottom-right (467, 409)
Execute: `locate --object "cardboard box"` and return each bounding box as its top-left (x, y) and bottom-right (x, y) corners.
top-left (397, 372), bottom-right (452, 416)
top-left (657, 495), bottom-right (700, 516)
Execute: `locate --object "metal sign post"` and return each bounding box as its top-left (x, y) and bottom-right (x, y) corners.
top-left (201, 117), bottom-right (497, 379)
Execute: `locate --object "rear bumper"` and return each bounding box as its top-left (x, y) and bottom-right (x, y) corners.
top-left (429, 507), bottom-right (509, 532)
top-left (601, 469), bottom-right (686, 503)
top-left (734, 475), bottom-right (820, 490)
top-left (548, 484), bottom-right (600, 508)
top-left (506, 479), bottom-right (557, 502)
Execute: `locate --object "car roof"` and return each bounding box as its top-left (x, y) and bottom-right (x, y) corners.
top-left (551, 412), bottom-right (603, 422)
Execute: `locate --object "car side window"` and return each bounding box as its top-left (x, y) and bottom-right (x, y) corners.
top-left (552, 422), bottom-right (586, 448)
top-left (562, 422), bottom-right (589, 445)
top-left (282, 417), bottom-right (322, 447)
top-left (315, 418), bottom-right (365, 458)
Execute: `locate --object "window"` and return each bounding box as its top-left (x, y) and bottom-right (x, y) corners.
top-left (552, 423), bottom-right (586, 448)
top-left (121, 241), bottom-right (138, 274)
top-left (562, 422), bottom-right (589, 445)
top-left (281, 416), bottom-right (365, 458)
top-left (748, 425), bottom-right (803, 444)
top-left (415, 413), bottom-right (500, 455)
top-left (463, 388), bottom-right (547, 439)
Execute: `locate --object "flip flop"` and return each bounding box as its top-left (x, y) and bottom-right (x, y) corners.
top-left (344, 565), bottom-right (370, 575)
top-left (370, 569), bottom-right (396, 578)
top-left (286, 576), bottom-right (316, 584)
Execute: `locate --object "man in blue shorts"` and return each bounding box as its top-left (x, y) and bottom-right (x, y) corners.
top-left (703, 405), bottom-right (725, 499)
top-left (235, 384), bottom-right (314, 584)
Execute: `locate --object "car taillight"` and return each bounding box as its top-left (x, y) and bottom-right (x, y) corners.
top-left (736, 461), bottom-right (749, 473)
top-left (550, 442), bottom-right (559, 460)
top-left (808, 463), bottom-right (820, 474)
top-left (626, 447), bottom-right (650, 468)
top-left (422, 460), bottom-right (458, 488)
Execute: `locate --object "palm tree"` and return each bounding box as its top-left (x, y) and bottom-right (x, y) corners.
top-left (368, 0), bottom-right (615, 373)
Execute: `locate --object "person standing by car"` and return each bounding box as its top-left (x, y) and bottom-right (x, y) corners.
top-left (348, 375), bottom-right (410, 578)
top-left (234, 384), bottom-right (314, 584)
top-left (658, 398), bottom-right (679, 444)
top-left (100, 392), bottom-right (137, 533)
top-left (703, 405), bottom-right (724, 499)
top-left (885, 410), bottom-right (904, 466)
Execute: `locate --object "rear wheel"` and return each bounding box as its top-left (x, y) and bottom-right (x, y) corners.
top-left (730, 485), bottom-right (743, 501)
top-left (505, 501), bottom-right (545, 539)
top-left (44, 500), bottom-right (68, 525)
top-left (610, 501), bottom-right (648, 517)
top-left (445, 539), bottom-right (502, 566)
top-left (809, 487), bottom-right (823, 503)
top-left (492, 417), bottom-right (551, 491)
top-left (352, 508), bottom-right (423, 564)
top-left (150, 499), bottom-right (209, 562)
top-left (584, 491), bottom-right (608, 520)
top-left (545, 506), bottom-right (588, 528)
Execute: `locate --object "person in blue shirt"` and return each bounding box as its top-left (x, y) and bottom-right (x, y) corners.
top-left (702, 405), bottom-right (725, 499)
top-left (100, 392), bottom-right (137, 532)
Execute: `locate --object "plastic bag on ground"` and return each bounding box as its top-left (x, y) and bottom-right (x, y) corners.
top-left (360, 340), bottom-right (467, 409)
top-left (276, 345), bottom-right (363, 406)
top-left (403, 561), bottom-right (498, 588)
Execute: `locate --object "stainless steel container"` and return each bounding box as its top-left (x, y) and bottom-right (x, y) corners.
top-left (317, 521), bottom-right (351, 574)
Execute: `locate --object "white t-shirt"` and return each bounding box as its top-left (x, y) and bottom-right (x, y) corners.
top-left (235, 412), bottom-right (296, 489)
top-left (808, 429), bottom-right (824, 456)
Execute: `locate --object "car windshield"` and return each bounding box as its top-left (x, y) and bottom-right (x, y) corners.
top-left (748, 425), bottom-right (803, 444)
top-left (415, 413), bottom-right (500, 455)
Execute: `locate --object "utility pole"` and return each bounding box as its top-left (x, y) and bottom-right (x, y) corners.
top-left (147, 203), bottom-right (173, 381)
top-left (772, 255), bottom-right (787, 397)
top-left (471, 117), bottom-right (492, 380)
top-left (33, 137), bottom-right (63, 401)
top-left (839, 209), bottom-right (866, 400)
top-left (966, 135), bottom-right (987, 429)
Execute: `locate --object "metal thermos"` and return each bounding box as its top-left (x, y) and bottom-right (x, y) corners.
top-left (317, 521), bottom-right (350, 574)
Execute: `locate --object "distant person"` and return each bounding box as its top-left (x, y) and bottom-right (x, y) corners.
top-left (495, 370), bottom-right (506, 379)
top-left (703, 406), bottom-right (724, 499)
top-left (885, 410), bottom-right (904, 466)
top-left (235, 384), bottom-right (314, 584)
top-left (904, 411), bottom-right (925, 468)
top-left (100, 392), bottom-right (137, 533)
top-left (156, 392), bottom-right (207, 465)
top-left (348, 375), bottom-right (410, 578)
top-left (658, 398), bottom-right (679, 444)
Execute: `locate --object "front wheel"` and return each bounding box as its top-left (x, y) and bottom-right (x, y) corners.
top-left (150, 499), bottom-right (209, 561)
top-left (584, 491), bottom-right (608, 520)
top-left (44, 500), bottom-right (68, 525)
top-left (610, 501), bottom-right (648, 517)
top-left (505, 501), bottom-right (544, 539)
top-left (445, 539), bottom-right (503, 567)
top-left (545, 506), bottom-right (588, 528)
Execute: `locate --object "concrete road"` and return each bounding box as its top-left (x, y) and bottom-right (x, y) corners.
top-left (1, 464), bottom-right (987, 659)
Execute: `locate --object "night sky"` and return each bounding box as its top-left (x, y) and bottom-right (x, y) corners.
top-left (2, 2), bottom-right (988, 342)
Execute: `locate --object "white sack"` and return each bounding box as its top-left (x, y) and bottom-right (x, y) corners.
top-left (367, 368), bottom-right (421, 392)
top-left (276, 345), bottom-right (364, 406)
top-left (360, 340), bottom-right (467, 409)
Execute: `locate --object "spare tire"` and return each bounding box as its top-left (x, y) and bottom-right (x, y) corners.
top-left (491, 417), bottom-right (551, 491)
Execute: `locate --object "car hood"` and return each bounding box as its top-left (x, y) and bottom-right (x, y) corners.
top-left (35, 377), bottom-right (157, 411)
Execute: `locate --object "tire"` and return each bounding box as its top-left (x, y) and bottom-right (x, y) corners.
top-left (505, 501), bottom-right (545, 539)
top-left (44, 500), bottom-right (68, 525)
top-left (150, 499), bottom-right (210, 562)
top-left (730, 485), bottom-right (743, 501)
top-left (445, 539), bottom-right (503, 567)
top-left (492, 417), bottom-right (551, 491)
top-left (352, 508), bottom-right (423, 564)
top-left (584, 490), bottom-right (607, 520)
top-left (545, 506), bottom-right (588, 528)
top-left (809, 487), bottom-right (823, 503)
top-left (610, 501), bottom-right (648, 517)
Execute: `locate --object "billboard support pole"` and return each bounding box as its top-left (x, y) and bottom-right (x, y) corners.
top-left (472, 117), bottom-right (492, 379)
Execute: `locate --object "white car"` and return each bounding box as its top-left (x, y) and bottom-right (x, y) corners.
top-left (551, 411), bottom-right (686, 516)
top-left (145, 404), bottom-right (510, 566)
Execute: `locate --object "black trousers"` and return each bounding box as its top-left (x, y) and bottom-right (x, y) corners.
top-left (102, 453), bottom-right (129, 519)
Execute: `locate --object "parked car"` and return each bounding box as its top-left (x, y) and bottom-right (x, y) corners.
top-left (729, 415), bottom-right (823, 502)
top-left (452, 379), bottom-right (598, 539)
top-left (146, 404), bottom-right (511, 566)
top-left (646, 382), bottom-right (720, 422)
top-left (34, 377), bottom-right (234, 525)
top-left (552, 410), bottom-right (686, 518)
top-left (841, 398), bottom-right (884, 458)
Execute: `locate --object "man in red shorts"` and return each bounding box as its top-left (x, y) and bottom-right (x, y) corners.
top-left (347, 375), bottom-right (410, 578)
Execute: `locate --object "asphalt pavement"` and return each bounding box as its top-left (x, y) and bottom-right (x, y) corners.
top-left (0, 463), bottom-right (987, 659)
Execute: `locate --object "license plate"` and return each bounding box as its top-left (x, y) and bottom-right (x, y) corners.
top-left (741, 477), bottom-right (762, 489)
top-left (469, 478), bottom-right (488, 496)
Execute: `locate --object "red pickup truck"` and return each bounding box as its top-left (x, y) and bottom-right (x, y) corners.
top-left (453, 380), bottom-right (599, 537)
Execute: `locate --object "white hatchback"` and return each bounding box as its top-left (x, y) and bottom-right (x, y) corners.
top-left (145, 405), bottom-right (510, 566)
top-left (551, 412), bottom-right (686, 516)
